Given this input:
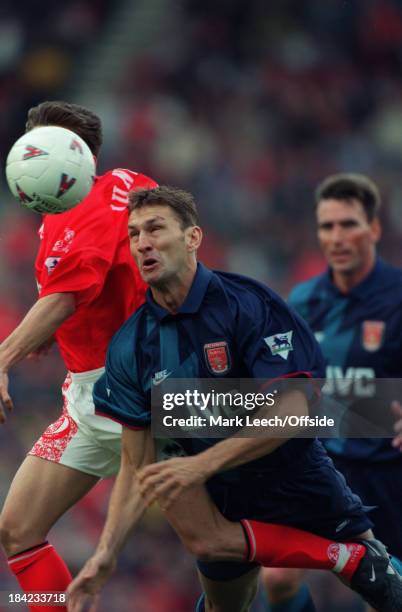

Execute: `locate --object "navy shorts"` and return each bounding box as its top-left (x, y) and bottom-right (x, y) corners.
top-left (197, 440), bottom-right (372, 581)
top-left (332, 455), bottom-right (402, 558)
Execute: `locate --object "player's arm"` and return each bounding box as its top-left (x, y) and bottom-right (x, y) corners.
top-left (0, 292), bottom-right (75, 421)
top-left (67, 426), bottom-right (154, 612)
top-left (138, 388), bottom-right (307, 508)
top-left (187, 388), bottom-right (307, 469)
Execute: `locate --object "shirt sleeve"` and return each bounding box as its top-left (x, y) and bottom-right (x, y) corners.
top-left (39, 247), bottom-right (116, 306)
top-left (39, 208), bottom-right (123, 307)
top-left (238, 291), bottom-right (325, 383)
top-left (93, 326), bottom-right (150, 429)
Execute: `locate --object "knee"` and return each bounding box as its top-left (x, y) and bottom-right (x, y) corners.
top-left (262, 568), bottom-right (303, 603)
top-left (0, 513), bottom-right (39, 557)
top-left (181, 531), bottom-right (222, 562)
top-left (0, 514), bottom-right (17, 556)
top-left (186, 537), bottom-right (219, 562)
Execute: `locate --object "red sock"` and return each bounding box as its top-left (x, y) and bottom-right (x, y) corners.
top-left (8, 541), bottom-right (71, 611)
top-left (241, 520), bottom-right (365, 581)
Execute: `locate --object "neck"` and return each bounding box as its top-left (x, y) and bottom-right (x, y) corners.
top-left (332, 255), bottom-right (376, 293)
top-left (151, 260), bottom-right (197, 313)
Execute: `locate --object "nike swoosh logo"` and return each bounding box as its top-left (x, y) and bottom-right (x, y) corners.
top-left (153, 372), bottom-right (172, 386)
top-left (369, 565), bottom-right (376, 582)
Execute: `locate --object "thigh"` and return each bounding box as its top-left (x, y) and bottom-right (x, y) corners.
top-left (1, 455), bottom-right (98, 540)
top-left (164, 485), bottom-right (259, 594)
top-left (198, 565), bottom-right (260, 612)
top-left (164, 484), bottom-right (245, 561)
top-left (157, 439), bottom-right (247, 562)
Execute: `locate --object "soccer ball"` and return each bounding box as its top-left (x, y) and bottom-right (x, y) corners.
top-left (5, 126), bottom-right (96, 214)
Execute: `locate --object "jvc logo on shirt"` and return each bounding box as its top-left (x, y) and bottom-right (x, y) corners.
top-left (264, 331), bottom-right (293, 360)
top-left (323, 366), bottom-right (375, 397)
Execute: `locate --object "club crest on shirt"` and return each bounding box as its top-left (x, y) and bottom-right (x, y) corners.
top-left (204, 341), bottom-right (231, 374)
top-left (361, 320), bottom-right (385, 352)
top-left (264, 331), bottom-right (293, 360)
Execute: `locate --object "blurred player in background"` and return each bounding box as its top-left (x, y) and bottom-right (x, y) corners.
top-left (67, 186), bottom-right (402, 612)
top-left (0, 100), bottom-right (157, 612)
top-left (263, 173), bottom-right (402, 611)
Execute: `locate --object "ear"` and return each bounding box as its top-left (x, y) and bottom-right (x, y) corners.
top-left (185, 226), bottom-right (203, 253)
top-left (370, 218), bottom-right (381, 244)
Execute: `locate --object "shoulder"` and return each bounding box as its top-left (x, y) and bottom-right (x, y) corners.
top-left (377, 260), bottom-right (402, 287)
top-left (210, 270), bottom-right (290, 322)
top-left (288, 274), bottom-right (325, 308)
top-left (211, 270), bottom-right (273, 302)
top-left (99, 168), bottom-right (158, 192)
top-left (90, 169), bottom-right (158, 214)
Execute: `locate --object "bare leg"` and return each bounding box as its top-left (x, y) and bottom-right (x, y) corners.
top-left (262, 568), bottom-right (305, 605)
top-left (164, 484), bottom-right (245, 562)
top-left (163, 487), bottom-right (259, 611)
top-left (199, 567), bottom-right (260, 612)
top-left (0, 456), bottom-right (99, 556)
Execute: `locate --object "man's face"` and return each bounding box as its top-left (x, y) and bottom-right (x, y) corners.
top-left (316, 198), bottom-right (380, 274)
top-left (128, 204), bottom-right (194, 285)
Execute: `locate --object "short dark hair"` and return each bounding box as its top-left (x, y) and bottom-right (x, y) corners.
top-left (315, 173), bottom-right (381, 222)
top-left (25, 100), bottom-right (103, 157)
top-left (128, 186), bottom-right (199, 229)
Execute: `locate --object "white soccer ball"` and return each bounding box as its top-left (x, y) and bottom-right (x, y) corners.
top-left (5, 126), bottom-right (96, 214)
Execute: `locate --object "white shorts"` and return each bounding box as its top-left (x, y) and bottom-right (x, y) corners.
top-left (29, 368), bottom-right (122, 478)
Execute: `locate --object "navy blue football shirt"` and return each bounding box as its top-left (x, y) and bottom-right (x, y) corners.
top-left (94, 263), bottom-right (325, 480)
top-left (289, 258), bottom-right (402, 461)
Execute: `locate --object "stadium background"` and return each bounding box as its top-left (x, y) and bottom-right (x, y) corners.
top-left (1, 1), bottom-right (402, 610)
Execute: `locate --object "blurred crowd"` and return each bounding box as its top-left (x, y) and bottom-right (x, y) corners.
top-left (1, 0), bottom-right (402, 610)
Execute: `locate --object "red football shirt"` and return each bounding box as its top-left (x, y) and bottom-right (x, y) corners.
top-left (35, 169), bottom-right (157, 372)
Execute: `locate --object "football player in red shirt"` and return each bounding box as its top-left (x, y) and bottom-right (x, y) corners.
top-left (0, 101), bottom-right (157, 611)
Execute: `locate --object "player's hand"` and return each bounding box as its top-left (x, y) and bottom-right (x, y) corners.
top-left (391, 400), bottom-right (402, 453)
top-left (137, 456), bottom-right (211, 509)
top-left (67, 553), bottom-right (116, 612)
top-left (0, 369), bottom-right (13, 423)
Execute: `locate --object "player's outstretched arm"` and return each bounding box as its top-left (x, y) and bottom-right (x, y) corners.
top-left (138, 389), bottom-right (308, 508)
top-left (0, 292), bottom-right (75, 422)
top-left (67, 427), bottom-right (154, 612)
